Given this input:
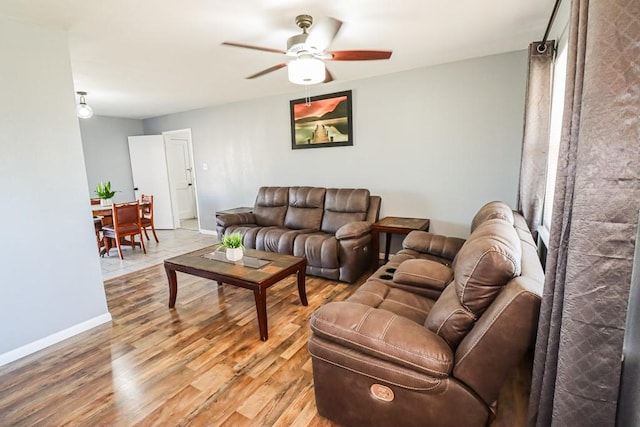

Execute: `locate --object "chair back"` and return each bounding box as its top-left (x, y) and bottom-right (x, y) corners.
top-left (112, 202), bottom-right (142, 230)
top-left (140, 194), bottom-right (154, 220)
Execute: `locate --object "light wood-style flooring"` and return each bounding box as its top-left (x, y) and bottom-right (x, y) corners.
top-left (0, 265), bottom-right (531, 426)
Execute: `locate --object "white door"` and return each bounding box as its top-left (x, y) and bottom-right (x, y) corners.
top-left (128, 135), bottom-right (176, 229)
top-left (165, 135), bottom-right (196, 220)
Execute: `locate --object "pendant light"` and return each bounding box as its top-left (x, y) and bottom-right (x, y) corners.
top-left (76, 91), bottom-right (93, 119)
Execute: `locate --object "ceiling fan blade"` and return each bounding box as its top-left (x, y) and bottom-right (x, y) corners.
top-left (324, 68), bottom-right (334, 83)
top-left (305, 17), bottom-right (342, 52)
top-left (222, 42), bottom-right (286, 55)
top-left (246, 63), bottom-right (287, 79)
top-left (328, 50), bottom-right (393, 61)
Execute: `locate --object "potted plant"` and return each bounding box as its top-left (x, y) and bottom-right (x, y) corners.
top-left (217, 232), bottom-right (244, 261)
top-left (95, 181), bottom-right (117, 206)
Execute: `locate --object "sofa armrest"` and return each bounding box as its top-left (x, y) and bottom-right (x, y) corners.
top-left (402, 231), bottom-right (466, 262)
top-left (335, 221), bottom-right (371, 240)
top-left (393, 259), bottom-right (454, 293)
top-left (310, 301), bottom-right (453, 377)
top-left (216, 212), bottom-right (256, 228)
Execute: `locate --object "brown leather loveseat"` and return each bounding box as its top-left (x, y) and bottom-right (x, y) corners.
top-left (216, 186), bottom-right (381, 283)
top-left (308, 201), bottom-right (543, 426)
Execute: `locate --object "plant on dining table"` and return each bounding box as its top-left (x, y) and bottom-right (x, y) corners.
top-left (95, 181), bottom-right (117, 199)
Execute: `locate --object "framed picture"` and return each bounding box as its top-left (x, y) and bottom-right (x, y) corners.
top-left (290, 90), bottom-right (353, 149)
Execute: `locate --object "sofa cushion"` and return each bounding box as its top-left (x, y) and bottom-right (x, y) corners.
top-left (321, 188), bottom-right (370, 234)
top-left (347, 280), bottom-right (435, 325)
top-left (453, 219), bottom-right (521, 316)
top-left (425, 283), bottom-right (476, 349)
top-left (293, 233), bottom-right (339, 269)
top-left (284, 186), bottom-right (326, 230)
top-left (253, 187), bottom-right (289, 227)
top-left (470, 201), bottom-right (514, 232)
top-left (256, 227), bottom-right (303, 254)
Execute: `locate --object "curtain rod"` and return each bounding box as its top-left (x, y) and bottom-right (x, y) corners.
top-left (538, 0), bottom-right (563, 53)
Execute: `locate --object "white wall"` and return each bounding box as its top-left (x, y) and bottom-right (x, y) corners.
top-left (144, 50), bottom-right (527, 238)
top-left (80, 115), bottom-right (144, 202)
top-left (0, 16), bottom-right (110, 364)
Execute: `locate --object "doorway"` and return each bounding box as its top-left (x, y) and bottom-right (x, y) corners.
top-left (163, 129), bottom-right (199, 231)
top-left (128, 129), bottom-right (199, 231)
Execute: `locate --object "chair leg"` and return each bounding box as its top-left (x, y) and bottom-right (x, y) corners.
top-left (151, 224), bottom-right (159, 243)
top-left (102, 236), bottom-right (111, 257)
top-left (116, 237), bottom-right (124, 259)
top-left (140, 232), bottom-right (147, 254)
top-left (143, 227), bottom-right (150, 240)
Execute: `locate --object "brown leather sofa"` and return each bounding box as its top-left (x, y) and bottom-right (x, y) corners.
top-left (308, 201), bottom-right (543, 426)
top-left (216, 186), bottom-right (381, 283)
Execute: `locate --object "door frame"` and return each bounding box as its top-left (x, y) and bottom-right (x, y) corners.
top-left (162, 128), bottom-right (200, 231)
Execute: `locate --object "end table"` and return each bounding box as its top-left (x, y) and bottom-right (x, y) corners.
top-left (371, 216), bottom-right (431, 266)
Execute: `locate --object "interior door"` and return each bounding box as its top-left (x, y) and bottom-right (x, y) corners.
top-left (165, 135), bottom-right (196, 220)
top-left (128, 135), bottom-right (176, 229)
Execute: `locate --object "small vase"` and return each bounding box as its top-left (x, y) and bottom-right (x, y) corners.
top-left (100, 198), bottom-right (113, 207)
top-left (226, 247), bottom-right (243, 261)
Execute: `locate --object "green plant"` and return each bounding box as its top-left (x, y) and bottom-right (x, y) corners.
top-left (95, 181), bottom-right (117, 199)
top-left (217, 232), bottom-right (244, 249)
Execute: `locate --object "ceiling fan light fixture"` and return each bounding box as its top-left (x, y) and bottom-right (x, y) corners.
top-left (76, 91), bottom-right (93, 119)
top-left (288, 55), bottom-right (325, 85)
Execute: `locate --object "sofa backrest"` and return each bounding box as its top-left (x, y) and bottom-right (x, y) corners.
top-left (320, 188), bottom-right (370, 234)
top-left (453, 211), bottom-right (543, 406)
top-left (470, 201), bottom-right (514, 232)
top-left (253, 187), bottom-right (289, 227)
top-left (424, 218), bottom-right (522, 348)
top-left (284, 186), bottom-right (326, 231)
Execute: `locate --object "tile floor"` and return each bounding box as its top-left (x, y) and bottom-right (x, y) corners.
top-left (99, 219), bottom-right (216, 280)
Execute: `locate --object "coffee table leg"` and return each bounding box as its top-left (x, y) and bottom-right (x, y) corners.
top-left (165, 264), bottom-right (178, 308)
top-left (297, 265), bottom-right (308, 306)
top-left (253, 289), bottom-right (268, 341)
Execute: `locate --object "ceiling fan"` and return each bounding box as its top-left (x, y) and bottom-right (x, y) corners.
top-left (222, 14), bottom-right (392, 85)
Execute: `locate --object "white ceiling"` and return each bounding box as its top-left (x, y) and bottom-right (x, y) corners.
top-left (1, 0), bottom-right (553, 119)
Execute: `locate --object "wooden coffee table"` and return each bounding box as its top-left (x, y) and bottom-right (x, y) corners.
top-left (164, 246), bottom-right (307, 341)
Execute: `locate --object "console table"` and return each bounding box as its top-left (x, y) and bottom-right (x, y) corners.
top-left (371, 216), bottom-right (431, 266)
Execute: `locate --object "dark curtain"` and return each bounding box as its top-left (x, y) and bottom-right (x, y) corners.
top-left (517, 40), bottom-right (554, 239)
top-left (528, 0), bottom-right (640, 425)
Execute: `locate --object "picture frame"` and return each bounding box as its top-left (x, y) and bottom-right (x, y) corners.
top-left (290, 90), bottom-right (353, 149)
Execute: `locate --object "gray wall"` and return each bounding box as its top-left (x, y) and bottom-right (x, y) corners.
top-left (80, 115), bottom-right (144, 202)
top-left (144, 50), bottom-right (527, 239)
top-left (0, 16), bottom-right (110, 362)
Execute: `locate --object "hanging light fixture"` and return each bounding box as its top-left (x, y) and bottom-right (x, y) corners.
top-left (288, 54), bottom-right (326, 85)
top-left (76, 91), bottom-right (93, 119)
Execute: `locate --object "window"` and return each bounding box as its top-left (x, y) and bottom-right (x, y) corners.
top-left (539, 37), bottom-right (568, 247)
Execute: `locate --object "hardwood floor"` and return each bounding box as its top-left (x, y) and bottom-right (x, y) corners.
top-left (0, 265), bottom-right (532, 426)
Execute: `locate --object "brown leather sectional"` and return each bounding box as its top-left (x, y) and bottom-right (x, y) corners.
top-left (308, 201), bottom-right (544, 426)
top-left (216, 186), bottom-right (381, 283)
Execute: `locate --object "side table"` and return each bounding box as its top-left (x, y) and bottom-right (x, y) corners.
top-left (371, 216), bottom-right (431, 266)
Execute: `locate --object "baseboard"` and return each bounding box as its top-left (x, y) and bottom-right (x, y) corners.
top-left (0, 312), bottom-right (112, 367)
top-left (200, 228), bottom-right (217, 237)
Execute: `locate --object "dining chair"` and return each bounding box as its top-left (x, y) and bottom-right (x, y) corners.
top-left (140, 194), bottom-right (159, 242)
top-left (101, 201), bottom-right (146, 259)
top-left (93, 216), bottom-right (104, 253)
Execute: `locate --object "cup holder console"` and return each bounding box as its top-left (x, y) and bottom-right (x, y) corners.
top-left (385, 268), bottom-right (397, 274)
top-left (380, 274), bottom-right (393, 280)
